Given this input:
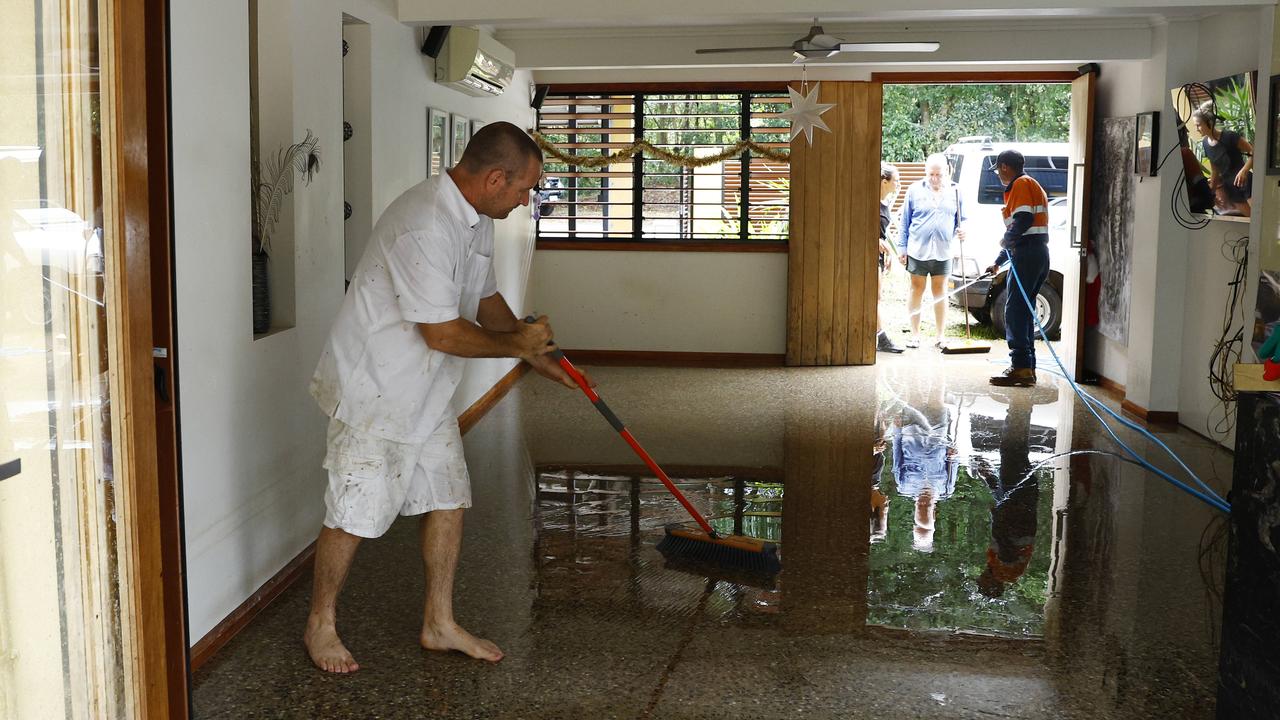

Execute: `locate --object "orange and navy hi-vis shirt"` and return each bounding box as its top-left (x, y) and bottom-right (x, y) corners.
top-left (1000, 174), bottom-right (1050, 249)
top-left (998, 174), bottom-right (1049, 245)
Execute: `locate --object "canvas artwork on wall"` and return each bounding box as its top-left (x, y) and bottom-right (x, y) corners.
top-left (451, 114), bottom-right (470, 168)
top-left (428, 107), bottom-right (449, 177)
top-left (1090, 116), bottom-right (1136, 345)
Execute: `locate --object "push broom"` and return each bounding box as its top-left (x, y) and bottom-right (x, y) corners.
top-left (940, 234), bottom-right (992, 355)
top-left (544, 345), bottom-right (782, 577)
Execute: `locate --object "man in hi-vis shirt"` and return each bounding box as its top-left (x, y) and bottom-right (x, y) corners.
top-left (986, 149), bottom-right (1050, 388)
top-left (306, 122), bottom-right (586, 673)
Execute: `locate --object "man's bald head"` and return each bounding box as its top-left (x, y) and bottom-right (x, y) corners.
top-left (457, 121), bottom-right (543, 177)
top-left (449, 122), bottom-right (544, 219)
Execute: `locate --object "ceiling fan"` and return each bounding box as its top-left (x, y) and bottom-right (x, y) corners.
top-left (694, 19), bottom-right (940, 62)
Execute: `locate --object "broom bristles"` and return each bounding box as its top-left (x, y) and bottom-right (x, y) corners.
top-left (656, 526), bottom-right (782, 576)
top-left (940, 341), bottom-right (991, 355)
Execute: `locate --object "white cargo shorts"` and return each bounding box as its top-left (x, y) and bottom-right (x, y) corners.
top-left (322, 416), bottom-right (471, 538)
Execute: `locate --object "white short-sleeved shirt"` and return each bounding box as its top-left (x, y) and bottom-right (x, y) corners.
top-left (310, 172), bottom-right (498, 443)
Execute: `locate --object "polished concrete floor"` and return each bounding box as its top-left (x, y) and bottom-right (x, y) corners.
top-left (192, 348), bottom-right (1233, 719)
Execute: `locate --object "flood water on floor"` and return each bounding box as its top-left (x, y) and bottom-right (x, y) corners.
top-left (192, 358), bottom-right (1231, 719)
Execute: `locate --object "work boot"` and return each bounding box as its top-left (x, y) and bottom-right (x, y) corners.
top-left (989, 367), bottom-right (1036, 387)
top-left (877, 331), bottom-right (904, 354)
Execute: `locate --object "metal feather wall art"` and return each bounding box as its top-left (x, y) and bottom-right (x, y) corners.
top-left (253, 129), bottom-right (321, 256)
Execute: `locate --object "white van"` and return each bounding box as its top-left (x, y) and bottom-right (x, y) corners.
top-left (943, 137), bottom-right (1072, 338)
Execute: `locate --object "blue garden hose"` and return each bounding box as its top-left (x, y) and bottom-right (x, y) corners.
top-left (1002, 258), bottom-right (1231, 514)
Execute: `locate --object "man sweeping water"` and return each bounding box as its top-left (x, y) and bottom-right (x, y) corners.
top-left (304, 122), bottom-right (588, 673)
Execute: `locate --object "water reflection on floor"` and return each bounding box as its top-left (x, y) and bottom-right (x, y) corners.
top-left (532, 370), bottom-right (1063, 639)
top-left (192, 358), bottom-right (1232, 719)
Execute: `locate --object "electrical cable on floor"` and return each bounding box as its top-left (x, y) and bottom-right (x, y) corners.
top-left (1004, 259), bottom-right (1231, 513)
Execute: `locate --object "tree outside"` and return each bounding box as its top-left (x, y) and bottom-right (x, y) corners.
top-left (882, 83), bottom-right (1071, 162)
top-left (879, 83), bottom-right (1070, 341)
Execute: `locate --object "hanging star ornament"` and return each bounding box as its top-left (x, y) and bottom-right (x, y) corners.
top-left (780, 82), bottom-right (836, 145)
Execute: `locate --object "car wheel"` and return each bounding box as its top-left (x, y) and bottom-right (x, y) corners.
top-left (991, 283), bottom-right (1062, 340)
top-left (539, 203), bottom-right (556, 217)
top-left (970, 308), bottom-right (991, 325)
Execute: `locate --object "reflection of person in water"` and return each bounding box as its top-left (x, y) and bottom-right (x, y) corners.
top-left (891, 379), bottom-right (958, 553)
top-left (1191, 102), bottom-right (1253, 216)
top-left (870, 407), bottom-right (890, 543)
top-left (976, 393), bottom-right (1040, 599)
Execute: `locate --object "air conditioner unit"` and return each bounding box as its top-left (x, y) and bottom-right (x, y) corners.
top-left (436, 27), bottom-right (515, 98)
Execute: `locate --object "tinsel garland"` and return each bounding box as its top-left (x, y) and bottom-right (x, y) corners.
top-left (531, 132), bottom-right (790, 168)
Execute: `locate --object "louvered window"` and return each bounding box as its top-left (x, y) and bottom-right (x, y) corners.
top-left (535, 90), bottom-right (791, 245)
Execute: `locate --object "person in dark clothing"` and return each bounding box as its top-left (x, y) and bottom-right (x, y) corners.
top-left (877, 162), bottom-right (905, 353)
top-left (985, 150), bottom-right (1050, 387)
top-left (975, 393), bottom-right (1040, 599)
top-left (1192, 103), bottom-right (1253, 216)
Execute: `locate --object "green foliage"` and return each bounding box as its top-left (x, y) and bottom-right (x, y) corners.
top-left (882, 84), bottom-right (1071, 163)
top-left (1213, 78), bottom-right (1255, 140)
top-left (866, 463), bottom-right (1054, 636)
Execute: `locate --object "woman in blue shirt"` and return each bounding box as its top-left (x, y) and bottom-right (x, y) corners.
top-left (898, 154), bottom-right (966, 349)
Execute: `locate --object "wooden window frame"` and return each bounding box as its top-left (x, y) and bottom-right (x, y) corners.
top-left (536, 82), bottom-right (791, 253)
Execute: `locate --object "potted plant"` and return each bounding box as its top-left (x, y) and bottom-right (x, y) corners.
top-left (252, 129), bottom-right (321, 334)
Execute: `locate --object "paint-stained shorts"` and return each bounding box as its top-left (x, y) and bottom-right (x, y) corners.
top-left (322, 417), bottom-right (470, 538)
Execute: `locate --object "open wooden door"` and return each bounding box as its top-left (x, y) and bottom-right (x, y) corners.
top-left (1063, 69), bottom-right (1096, 379)
top-left (786, 81), bottom-right (882, 366)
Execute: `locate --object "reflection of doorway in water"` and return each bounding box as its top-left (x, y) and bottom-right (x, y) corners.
top-left (867, 385), bottom-right (1060, 637)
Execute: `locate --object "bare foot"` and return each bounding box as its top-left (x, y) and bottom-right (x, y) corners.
top-left (304, 617), bottom-right (360, 673)
top-left (420, 622), bottom-right (504, 662)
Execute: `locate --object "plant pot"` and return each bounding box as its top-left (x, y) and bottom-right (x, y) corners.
top-left (251, 252), bottom-right (270, 334)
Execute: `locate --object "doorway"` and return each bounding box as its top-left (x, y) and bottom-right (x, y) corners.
top-left (874, 72), bottom-right (1094, 375)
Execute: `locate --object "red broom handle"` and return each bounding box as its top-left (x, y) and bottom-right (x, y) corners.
top-left (551, 349), bottom-right (717, 537)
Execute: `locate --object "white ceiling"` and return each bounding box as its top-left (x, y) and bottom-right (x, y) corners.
top-left (396, 0), bottom-right (1265, 28)
top-left (396, 0), bottom-right (1273, 70)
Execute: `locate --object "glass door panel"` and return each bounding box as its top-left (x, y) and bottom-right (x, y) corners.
top-left (1, 1), bottom-right (126, 716)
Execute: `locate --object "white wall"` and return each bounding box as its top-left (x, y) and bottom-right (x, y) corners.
top-left (1178, 9), bottom-right (1272, 445)
top-left (531, 251), bottom-right (788, 353)
top-left (1088, 60), bottom-right (1147, 388)
top-left (171, 0), bottom-right (536, 643)
top-left (1089, 10), bottom-right (1270, 447)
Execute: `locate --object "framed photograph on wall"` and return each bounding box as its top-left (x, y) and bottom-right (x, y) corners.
top-left (1134, 110), bottom-right (1159, 176)
top-left (470, 119), bottom-right (486, 136)
top-left (451, 114), bottom-right (470, 168)
top-left (427, 107), bottom-right (449, 177)
top-left (1268, 74), bottom-right (1280, 174)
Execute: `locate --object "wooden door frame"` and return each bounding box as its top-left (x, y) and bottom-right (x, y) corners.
top-left (1068, 71), bottom-right (1096, 381)
top-left (870, 71), bottom-right (1080, 83)
top-left (102, 0), bottom-right (190, 716)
